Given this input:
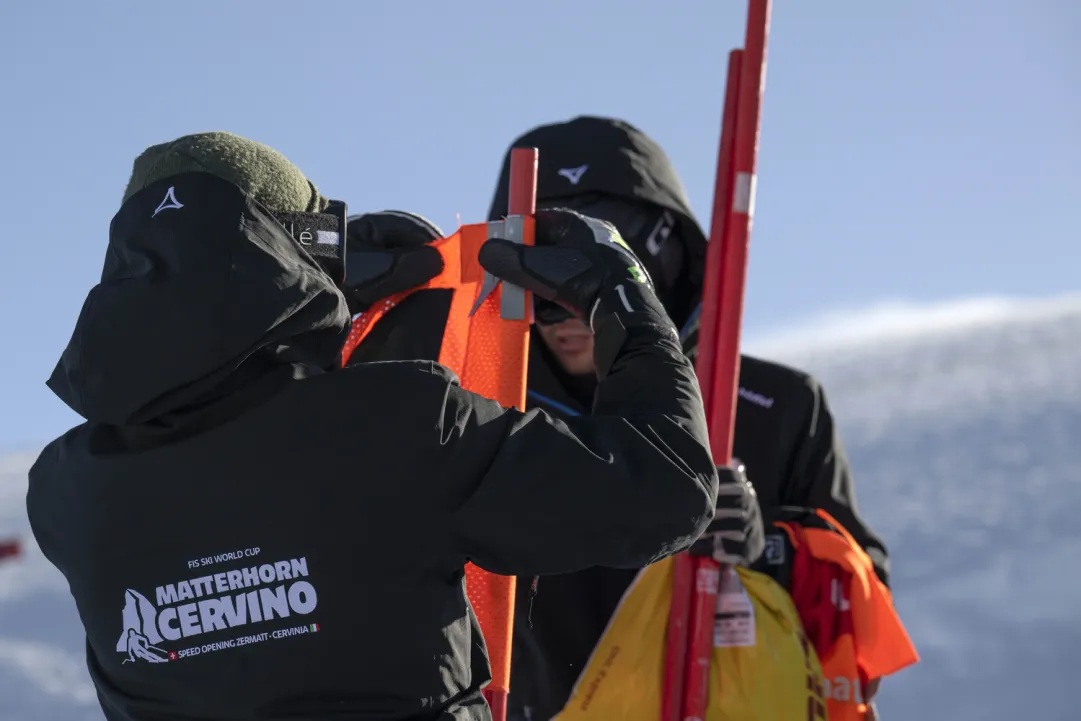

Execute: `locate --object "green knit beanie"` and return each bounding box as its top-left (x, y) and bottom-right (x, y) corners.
top-left (121, 131), bottom-right (328, 213)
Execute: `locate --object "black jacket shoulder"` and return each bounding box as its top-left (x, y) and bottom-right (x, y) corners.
top-left (734, 354), bottom-right (889, 585)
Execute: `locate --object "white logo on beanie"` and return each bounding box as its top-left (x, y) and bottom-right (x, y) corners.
top-left (152, 186), bottom-right (184, 218)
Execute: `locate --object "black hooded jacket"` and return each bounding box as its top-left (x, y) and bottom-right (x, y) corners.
top-left (26, 172), bottom-right (719, 721)
top-left (485, 116), bottom-right (889, 721)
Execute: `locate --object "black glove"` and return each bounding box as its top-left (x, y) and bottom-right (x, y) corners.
top-left (477, 208), bottom-right (672, 328)
top-left (343, 210), bottom-right (446, 314)
top-left (690, 460), bottom-right (765, 566)
top-left (478, 208), bottom-right (677, 378)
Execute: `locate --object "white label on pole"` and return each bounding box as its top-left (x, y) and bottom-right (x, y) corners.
top-left (499, 215), bottom-right (528, 320)
top-left (713, 567), bottom-right (756, 648)
top-left (732, 171), bottom-right (757, 217)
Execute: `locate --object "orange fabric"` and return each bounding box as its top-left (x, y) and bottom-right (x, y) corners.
top-left (341, 221), bottom-right (532, 696)
top-left (778, 510), bottom-right (919, 720)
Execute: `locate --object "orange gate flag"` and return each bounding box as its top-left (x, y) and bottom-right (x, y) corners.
top-left (340, 215), bottom-right (535, 717)
top-left (778, 510), bottom-right (920, 721)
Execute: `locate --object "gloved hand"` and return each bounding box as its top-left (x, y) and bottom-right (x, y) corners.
top-left (477, 208), bottom-right (671, 333)
top-left (690, 460), bottom-right (765, 566)
top-left (343, 210), bottom-right (446, 314)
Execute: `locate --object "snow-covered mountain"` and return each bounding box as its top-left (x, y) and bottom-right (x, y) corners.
top-left (3, 294), bottom-right (1080, 721)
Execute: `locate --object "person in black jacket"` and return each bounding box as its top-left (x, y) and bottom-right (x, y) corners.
top-left (25, 131), bottom-right (720, 721)
top-left (484, 116), bottom-right (890, 721)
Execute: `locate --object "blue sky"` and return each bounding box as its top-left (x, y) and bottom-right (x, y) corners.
top-left (1, 0), bottom-right (1077, 446)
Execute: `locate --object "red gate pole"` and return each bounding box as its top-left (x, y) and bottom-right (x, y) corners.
top-left (682, 2), bottom-right (772, 719)
top-left (481, 146), bottom-right (538, 721)
top-left (661, 1), bottom-right (773, 719)
top-left (660, 46), bottom-right (745, 721)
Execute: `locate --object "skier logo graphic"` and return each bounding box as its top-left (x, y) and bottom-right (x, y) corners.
top-left (116, 589), bottom-right (169, 663)
top-left (152, 186), bottom-right (184, 218)
top-left (557, 165), bottom-right (588, 185)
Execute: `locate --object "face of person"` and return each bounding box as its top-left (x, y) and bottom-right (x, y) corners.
top-left (535, 316), bottom-right (595, 376)
top-left (529, 195), bottom-right (685, 378)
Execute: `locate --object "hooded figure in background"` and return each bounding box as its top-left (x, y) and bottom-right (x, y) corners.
top-left (486, 116), bottom-right (891, 721)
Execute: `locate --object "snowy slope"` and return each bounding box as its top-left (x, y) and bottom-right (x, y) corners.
top-left (3, 294), bottom-right (1080, 721)
top-left (0, 451), bottom-right (100, 721)
top-left (744, 294), bottom-right (1081, 721)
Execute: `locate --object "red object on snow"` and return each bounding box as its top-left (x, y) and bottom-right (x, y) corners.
top-left (0, 538), bottom-right (21, 562)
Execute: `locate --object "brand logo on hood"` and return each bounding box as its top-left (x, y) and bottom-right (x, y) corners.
top-left (644, 211), bottom-right (676, 256)
top-left (116, 550), bottom-right (322, 664)
top-left (557, 165), bottom-right (589, 185)
top-left (152, 186), bottom-right (184, 218)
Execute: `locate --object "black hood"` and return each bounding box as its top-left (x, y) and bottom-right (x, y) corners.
top-left (48, 172), bottom-right (351, 427)
top-left (487, 115), bottom-right (708, 327)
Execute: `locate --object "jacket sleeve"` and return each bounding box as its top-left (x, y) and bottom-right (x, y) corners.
top-left (785, 376), bottom-right (891, 586)
top-left (442, 320), bottom-right (719, 578)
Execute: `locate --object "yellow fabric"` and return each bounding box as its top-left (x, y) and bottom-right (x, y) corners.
top-left (555, 559), bottom-right (827, 721)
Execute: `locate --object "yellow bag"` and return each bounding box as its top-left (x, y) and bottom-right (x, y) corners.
top-left (554, 558), bottom-right (827, 721)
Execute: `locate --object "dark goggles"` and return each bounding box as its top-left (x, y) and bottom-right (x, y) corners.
top-left (534, 298), bottom-right (575, 326)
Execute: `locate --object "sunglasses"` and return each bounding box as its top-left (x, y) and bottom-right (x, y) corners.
top-left (533, 298), bottom-right (576, 326)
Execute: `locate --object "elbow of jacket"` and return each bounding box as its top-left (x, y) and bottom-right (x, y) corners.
top-left (676, 472), bottom-right (718, 547)
top-left (632, 470), bottom-right (717, 565)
